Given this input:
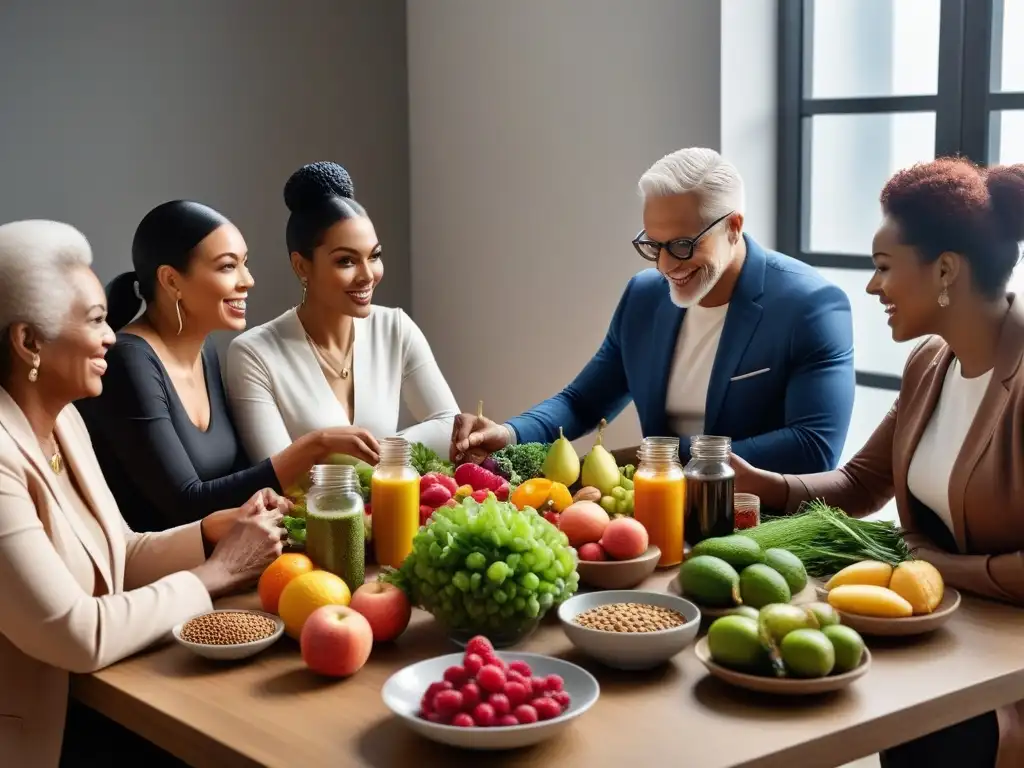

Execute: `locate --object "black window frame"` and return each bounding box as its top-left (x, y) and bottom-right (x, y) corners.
top-left (776, 0), bottom-right (1024, 392)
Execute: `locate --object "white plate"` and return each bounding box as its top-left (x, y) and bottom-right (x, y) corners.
top-left (382, 651), bottom-right (599, 750)
top-left (172, 609), bottom-right (284, 660)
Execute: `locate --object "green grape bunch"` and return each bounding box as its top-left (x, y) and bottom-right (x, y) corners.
top-left (392, 495), bottom-right (580, 635)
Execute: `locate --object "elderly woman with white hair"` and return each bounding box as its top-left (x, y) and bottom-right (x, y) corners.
top-left (0, 220), bottom-right (288, 766)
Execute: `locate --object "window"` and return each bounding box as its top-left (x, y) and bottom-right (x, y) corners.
top-left (778, 0), bottom-right (1024, 465)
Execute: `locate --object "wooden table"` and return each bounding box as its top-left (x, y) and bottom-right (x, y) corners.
top-left (72, 572), bottom-right (1024, 768)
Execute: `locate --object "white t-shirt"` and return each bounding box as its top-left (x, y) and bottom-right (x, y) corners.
top-left (664, 303), bottom-right (729, 437)
top-left (906, 358), bottom-right (993, 534)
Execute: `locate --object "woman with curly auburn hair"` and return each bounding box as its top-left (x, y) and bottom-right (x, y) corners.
top-left (733, 157), bottom-right (1024, 767)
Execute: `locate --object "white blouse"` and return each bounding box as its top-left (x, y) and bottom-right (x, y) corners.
top-left (225, 306), bottom-right (460, 459)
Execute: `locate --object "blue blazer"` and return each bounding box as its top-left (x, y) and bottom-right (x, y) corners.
top-left (508, 235), bottom-right (855, 474)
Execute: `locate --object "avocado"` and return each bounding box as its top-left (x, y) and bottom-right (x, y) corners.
top-left (764, 548), bottom-right (808, 593)
top-left (739, 563), bottom-right (792, 609)
top-left (678, 555), bottom-right (741, 607)
top-left (691, 535), bottom-right (765, 570)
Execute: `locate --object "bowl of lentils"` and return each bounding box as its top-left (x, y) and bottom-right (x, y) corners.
top-left (557, 591), bottom-right (701, 670)
top-left (173, 609), bottom-right (284, 660)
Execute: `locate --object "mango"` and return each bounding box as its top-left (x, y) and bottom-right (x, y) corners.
top-left (888, 560), bottom-right (944, 615)
top-left (825, 560), bottom-right (893, 590)
top-left (827, 584), bottom-right (913, 618)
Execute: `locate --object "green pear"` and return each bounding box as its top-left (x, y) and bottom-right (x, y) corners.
top-left (581, 419), bottom-right (621, 496)
top-left (542, 426), bottom-right (580, 486)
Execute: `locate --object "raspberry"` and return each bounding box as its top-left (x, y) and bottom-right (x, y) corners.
top-left (433, 689), bottom-right (463, 718)
top-left (465, 635), bottom-right (494, 657)
top-left (425, 680), bottom-right (453, 700)
top-left (463, 653), bottom-right (484, 677)
top-left (531, 676), bottom-right (547, 693)
top-left (544, 674), bottom-right (564, 693)
top-left (513, 704), bottom-right (539, 724)
top-left (419, 695), bottom-right (433, 714)
top-left (508, 660), bottom-right (533, 677)
top-left (532, 697), bottom-right (562, 721)
top-left (552, 691), bottom-right (571, 710)
top-left (472, 702), bottom-right (496, 727)
top-left (503, 681), bottom-right (529, 706)
top-left (496, 714), bottom-right (519, 726)
top-left (443, 665), bottom-right (468, 686)
top-left (477, 665), bottom-right (506, 693)
top-left (488, 692), bottom-right (511, 716)
top-left (459, 682), bottom-right (481, 710)
top-left (451, 713), bottom-right (475, 727)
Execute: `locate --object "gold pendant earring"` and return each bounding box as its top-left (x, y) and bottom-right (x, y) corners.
top-left (28, 353), bottom-right (40, 382)
top-left (300, 279), bottom-right (308, 306)
top-left (938, 284), bottom-right (950, 308)
top-left (175, 294), bottom-right (184, 335)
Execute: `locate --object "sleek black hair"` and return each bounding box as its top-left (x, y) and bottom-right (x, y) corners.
top-left (105, 200), bottom-right (231, 331)
top-left (284, 161), bottom-right (367, 259)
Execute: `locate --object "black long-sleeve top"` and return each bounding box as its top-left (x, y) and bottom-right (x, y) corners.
top-left (78, 333), bottom-right (281, 531)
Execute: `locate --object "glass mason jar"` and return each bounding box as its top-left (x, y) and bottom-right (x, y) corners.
top-left (632, 436), bottom-right (685, 568)
top-left (306, 464), bottom-right (366, 589)
top-left (682, 435), bottom-right (735, 546)
top-left (371, 437), bottom-right (421, 569)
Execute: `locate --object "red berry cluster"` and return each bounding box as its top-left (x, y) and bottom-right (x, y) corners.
top-left (418, 635), bottom-right (571, 727)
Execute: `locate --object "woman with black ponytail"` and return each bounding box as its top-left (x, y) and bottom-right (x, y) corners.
top-left (78, 201), bottom-right (378, 532)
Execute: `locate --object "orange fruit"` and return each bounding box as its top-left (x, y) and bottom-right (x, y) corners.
top-left (546, 482), bottom-right (573, 512)
top-left (510, 478), bottom-right (553, 510)
top-left (258, 553), bottom-right (315, 614)
top-left (278, 570), bottom-right (352, 639)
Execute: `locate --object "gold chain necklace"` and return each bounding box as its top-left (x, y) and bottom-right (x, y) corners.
top-left (305, 333), bottom-right (354, 380)
top-left (41, 437), bottom-right (64, 474)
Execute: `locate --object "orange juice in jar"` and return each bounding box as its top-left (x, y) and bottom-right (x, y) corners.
top-left (371, 437), bottom-right (421, 568)
top-left (632, 436), bottom-right (685, 568)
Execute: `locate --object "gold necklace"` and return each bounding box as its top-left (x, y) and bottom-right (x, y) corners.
top-left (305, 333), bottom-right (354, 380)
top-left (42, 437), bottom-right (64, 475)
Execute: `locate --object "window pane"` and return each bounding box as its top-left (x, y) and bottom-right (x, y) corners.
top-left (805, 0), bottom-right (941, 98)
top-left (993, 0), bottom-right (1024, 92)
top-left (991, 111), bottom-right (1024, 163)
top-left (805, 112), bottom-right (936, 255)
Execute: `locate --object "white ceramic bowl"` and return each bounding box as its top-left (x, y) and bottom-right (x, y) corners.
top-left (557, 590), bottom-right (701, 670)
top-left (382, 651), bottom-right (599, 750)
top-left (172, 609), bottom-right (284, 660)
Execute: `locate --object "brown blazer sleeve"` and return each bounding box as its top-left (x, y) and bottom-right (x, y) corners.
top-left (911, 543), bottom-right (1024, 606)
top-left (781, 398), bottom-right (898, 517)
top-left (0, 466), bottom-right (212, 674)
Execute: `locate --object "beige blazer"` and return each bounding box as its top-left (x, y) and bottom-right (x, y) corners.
top-left (0, 388), bottom-right (213, 767)
top-left (784, 294), bottom-right (1024, 767)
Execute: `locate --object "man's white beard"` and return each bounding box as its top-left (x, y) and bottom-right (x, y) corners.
top-left (667, 262), bottom-right (722, 308)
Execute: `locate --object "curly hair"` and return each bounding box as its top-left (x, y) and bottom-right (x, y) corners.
top-left (880, 157), bottom-right (1024, 298)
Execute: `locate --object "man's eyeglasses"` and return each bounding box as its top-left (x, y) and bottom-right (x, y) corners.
top-left (632, 211), bottom-right (734, 262)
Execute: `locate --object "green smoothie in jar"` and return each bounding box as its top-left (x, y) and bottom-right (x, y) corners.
top-left (305, 464), bottom-right (366, 589)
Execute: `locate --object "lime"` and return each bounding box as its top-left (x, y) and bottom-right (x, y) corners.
top-left (780, 628), bottom-right (836, 678)
top-left (728, 606), bottom-right (760, 621)
top-left (807, 601), bottom-right (841, 628)
top-left (739, 564), bottom-right (792, 608)
top-left (707, 615), bottom-right (767, 671)
top-left (759, 603), bottom-right (816, 644)
top-left (823, 624), bottom-right (866, 673)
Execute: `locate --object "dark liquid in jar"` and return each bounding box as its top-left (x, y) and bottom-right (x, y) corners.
top-left (683, 476), bottom-right (735, 546)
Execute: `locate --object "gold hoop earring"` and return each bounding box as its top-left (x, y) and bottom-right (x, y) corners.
top-left (175, 294), bottom-right (184, 335)
top-left (28, 353), bottom-right (40, 382)
top-left (938, 283), bottom-right (950, 308)
top-left (300, 279), bottom-right (308, 306)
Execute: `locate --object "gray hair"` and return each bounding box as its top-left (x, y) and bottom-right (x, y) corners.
top-left (638, 147), bottom-right (746, 221)
top-left (0, 220), bottom-right (93, 340)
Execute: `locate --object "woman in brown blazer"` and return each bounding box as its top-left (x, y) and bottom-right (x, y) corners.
top-left (0, 219), bottom-right (287, 767)
top-left (735, 157), bottom-right (1024, 767)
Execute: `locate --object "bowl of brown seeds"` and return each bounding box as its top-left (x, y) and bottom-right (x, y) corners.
top-left (173, 609), bottom-right (284, 660)
top-left (557, 591), bottom-right (701, 670)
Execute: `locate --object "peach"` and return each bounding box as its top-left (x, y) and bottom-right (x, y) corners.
top-left (558, 500), bottom-right (610, 547)
top-left (300, 605), bottom-right (374, 677)
top-left (578, 542), bottom-right (607, 561)
top-left (600, 517), bottom-right (649, 560)
top-left (349, 581), bottom-right (413, 642)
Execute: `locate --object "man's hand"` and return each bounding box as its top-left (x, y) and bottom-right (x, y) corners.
top-left (450, 412), bottom-right (512, 464)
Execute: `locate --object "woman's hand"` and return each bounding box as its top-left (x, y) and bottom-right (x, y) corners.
top-left (193, 495), bottom-right (286, 597)
top-left (730, 453), bottom-right (789, 510)
top-left (319, 427), bottom-right (380, 465)
top-left (200, 489), bottom-right (294, 547)
top-left (450, 412), bottom-right (511, 463)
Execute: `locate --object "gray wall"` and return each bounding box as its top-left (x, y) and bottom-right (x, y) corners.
top-left (0, 0), bottom-right (411, 343)
top-left (407, 0), bottom-right (726, 452)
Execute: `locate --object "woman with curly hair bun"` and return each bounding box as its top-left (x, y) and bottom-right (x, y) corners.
top-left (733, 157), bottom-right (1024, 768)
top-left (225, 161), bottom-right (459, 461)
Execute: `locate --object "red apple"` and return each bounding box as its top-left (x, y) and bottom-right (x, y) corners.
top-left (349, 581), bottom-right (413, 642)
top-left (300, 605), bottom-right (374, 677)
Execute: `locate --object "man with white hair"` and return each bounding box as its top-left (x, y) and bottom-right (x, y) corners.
top-left (451, 147), bottom-right (855, 477)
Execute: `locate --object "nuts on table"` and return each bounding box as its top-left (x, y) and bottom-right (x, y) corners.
top-left (574, 602), bottom-right (688, 633)
top-left (180, 611), bottom-right (278, 646)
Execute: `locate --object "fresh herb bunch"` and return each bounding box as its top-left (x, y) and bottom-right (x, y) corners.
top-left (411, 442), bottom-right (455, 477)
top-left (738, 499), bottom-right (912, 577)
top-left (490, 442), bottom-right (549, 487)
top-left (282, 516), bottom-right (306, 547)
